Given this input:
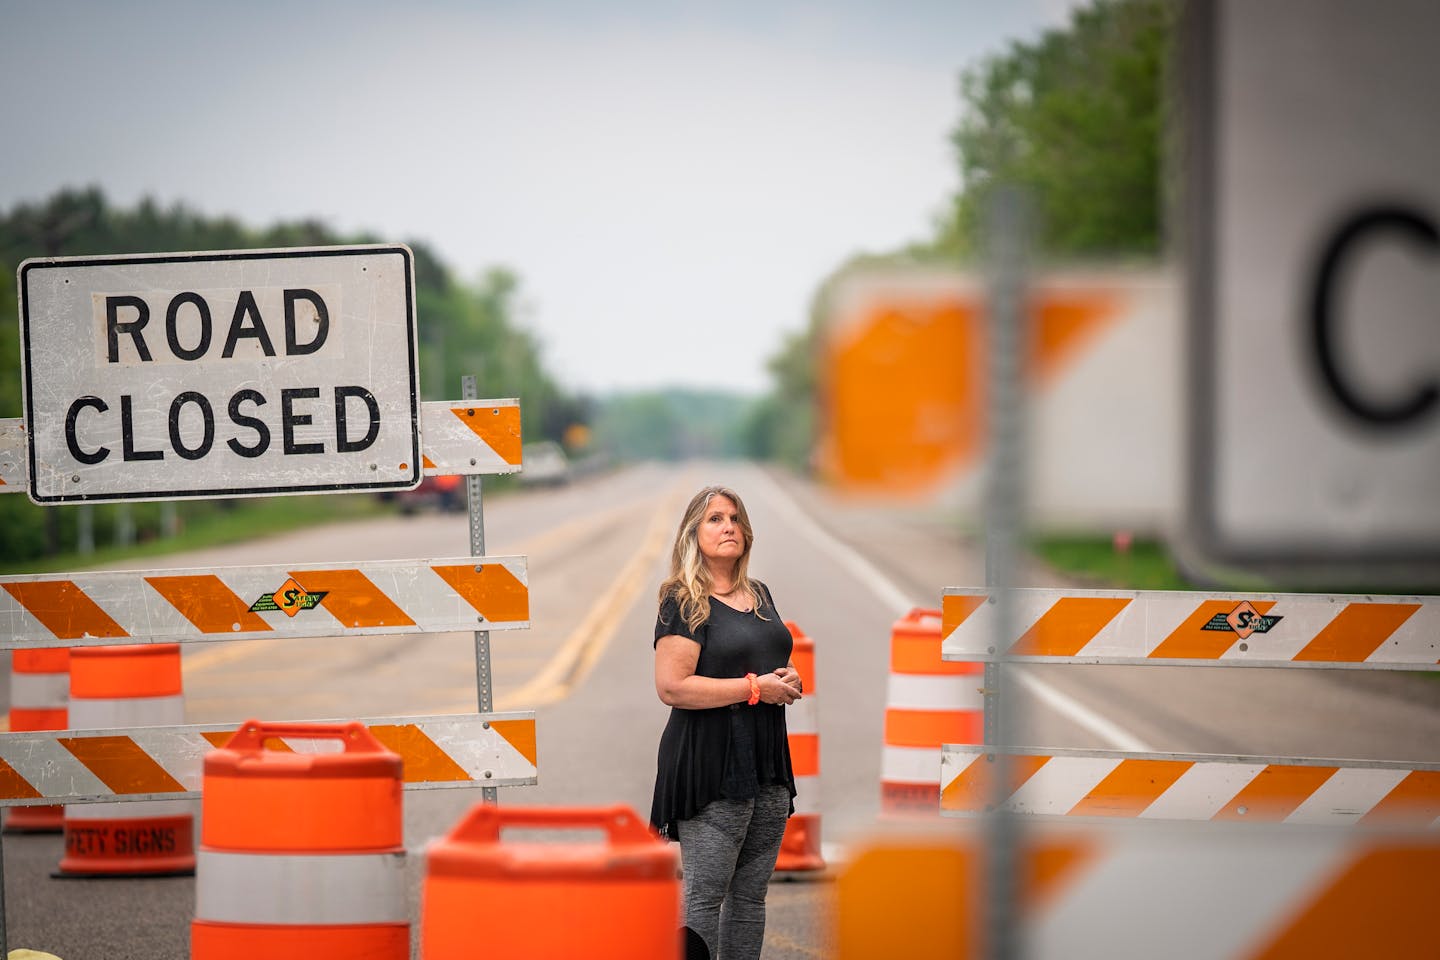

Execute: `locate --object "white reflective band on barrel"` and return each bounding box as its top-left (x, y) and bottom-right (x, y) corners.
top-left (67, 798), bottom-right (197, 819)
top-left (69, 695), bottom-right (185, 729)
top-left (787, 697), bottom-right (817, 732)
top-left (884, 674), bottom-right (984, 711)
top-left (882, 745), bottom-right (944, 783)
top-left (10, 670), bottom-right (68, 708)
top-left (793, 775), bottom-right (821, 814)
top-left (195, 850), bottom-right (409, 925)
top-left (61, 685), bottom-right (194, 819)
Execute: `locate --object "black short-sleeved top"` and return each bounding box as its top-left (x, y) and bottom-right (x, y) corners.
top-left (649, 581), bottom-right (796, 840)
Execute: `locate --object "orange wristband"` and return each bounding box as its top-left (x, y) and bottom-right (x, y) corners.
top-left (745, 672), bottom-right (760, 706)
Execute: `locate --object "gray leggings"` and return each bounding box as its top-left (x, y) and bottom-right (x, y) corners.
top-left (675, 785), bottom-right (791, 960)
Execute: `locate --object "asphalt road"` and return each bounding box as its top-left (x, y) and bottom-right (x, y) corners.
top-left (3, 460), bottom-right (1437, 958)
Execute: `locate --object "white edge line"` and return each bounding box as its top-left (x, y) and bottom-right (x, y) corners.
top-left (751, 469), bottom-right (915, 616)
top-left (1011, 668), bottom-right (1153, 753)
top-left (755, 467), bottom-right (1151, 754)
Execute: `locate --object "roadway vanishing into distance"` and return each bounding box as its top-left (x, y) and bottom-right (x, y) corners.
top-left (3, 460), bottom-right (1437, 958)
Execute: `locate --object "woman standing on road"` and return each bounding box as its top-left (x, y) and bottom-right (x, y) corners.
top-left (650, 484), bottom-right (803, 960)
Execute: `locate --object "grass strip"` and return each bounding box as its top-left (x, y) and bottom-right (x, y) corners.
top-left (0, 494), bottom-right (393, 576)
top-left (1032, 534), bottom-right (1195, 592)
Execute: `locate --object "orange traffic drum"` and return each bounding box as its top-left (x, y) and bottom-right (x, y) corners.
top-left (58, 643), bottom-right (194, 874)
top-left (881, 608), bottom-right (984, 816)
top-left (775, 621), bottom-right (825, 874)
top-left (423, 804), bottom-right (681, 960)
top-left (190, 720), bottom-right (407, 960)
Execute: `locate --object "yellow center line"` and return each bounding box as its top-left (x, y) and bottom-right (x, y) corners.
top-left (182, 635), bottom-right (286, 676)
top-left (493, 478), bottom-right (691, 710)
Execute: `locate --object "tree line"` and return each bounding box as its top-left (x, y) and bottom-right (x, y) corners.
top-left (0, 187), bottom-right (587, 562)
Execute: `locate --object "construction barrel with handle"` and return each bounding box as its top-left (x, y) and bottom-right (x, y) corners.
top-left (775, 620), bottom-right (824, 874)
top-left (882, 608), bottom-right (983, 815)
top-left (190, 720), bottom-right (408, 959)
top-left (422, 804), bottom-right (680, 959)
top-left (58, 643), bottom-right (195, 875)
top-left (4, 646), bottom-right (68, 833)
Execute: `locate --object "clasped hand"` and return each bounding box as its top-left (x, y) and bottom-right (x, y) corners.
top-left (757, 667), bottom-right (803, 705)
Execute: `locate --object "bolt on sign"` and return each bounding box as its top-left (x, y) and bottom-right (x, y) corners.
top-left (17, 245), bottom-right (421, 503)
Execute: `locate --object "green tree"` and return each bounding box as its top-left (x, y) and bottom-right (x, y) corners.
top-left (742, 310), bottom-right (821, 470)
top-left (0, 270), bottom-right (18, 419)
top-left (419, 267), bottom-right (573, 441)
top-left (935, 0), bottom-right (1174, 259)
top-left (594, 393), bottom-right (684, 461)
top-left (593, 389), bottom-right (750, 462)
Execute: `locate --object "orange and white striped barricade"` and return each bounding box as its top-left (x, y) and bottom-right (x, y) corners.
top-left (940, 588), bottom-right (1440, 669)
top-left (0, 555), bottom-right (530, 650)
top-left (417, 399), bottom-right (521, 476)
top-left (421, 804), bottom-right (680, 960)
top-left (59, 643), bottom-right (194, 876)
top-left (775, 621), bottom-right (824, 874)
top-left (3, 647), bottom-right (68, 833)
top-left (835, 821), bottom-right (1440, 959)
top-left (882, 608), bottom-right (984, 815)
top-left (0, 712), bottom-right (537, 807)
top-left (940, 745), bottom-right (1440, 826)
top-left (937, 588), bottom-right (1440, 824)
top-left (191, 720), bottom-right (409, 959)
top-left (0, 399), bottom-right (522, 496)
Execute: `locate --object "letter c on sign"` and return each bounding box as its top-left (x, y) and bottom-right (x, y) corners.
top-left (1311, 206), bottom-right (1439, 429)
top-left (65, 396), bottom-right (110, 465)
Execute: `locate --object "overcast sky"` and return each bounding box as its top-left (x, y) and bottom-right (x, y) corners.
top-left (3, 0), bottom-right (1080, 396)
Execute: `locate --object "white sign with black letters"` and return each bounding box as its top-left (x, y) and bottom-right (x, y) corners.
top-left (1185, 0), bottom-right (1440, 581)
top-left (18, 245), bottom-right (421, 503)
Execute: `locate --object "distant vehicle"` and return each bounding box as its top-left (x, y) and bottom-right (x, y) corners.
top-left (520, 441), bottom-right (571, 487)
top-left (397, 473), bottom-right (465, 513)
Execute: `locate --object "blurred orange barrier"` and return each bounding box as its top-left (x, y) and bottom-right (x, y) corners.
top-left (815, 270), bottom-right (1122, 496)
top-left (190, 720), bottom-right (407, 959)
top-left (775, 621), bottom-right (824, 874)
top-left (3, 647), bottom-right (68, 833)
top-left (422, 804), bottom-right (680, 960)
top-left (882, 609), bottom-right (983, 815)
top-left (57, 644), bottom-right (194, 876)
top-left (835, 832), bottom-right (973, 960)
top-left (836, 824), bottom-right (1440, 959)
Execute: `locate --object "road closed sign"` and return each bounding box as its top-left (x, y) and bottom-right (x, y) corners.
top-left (18, 245), bottom-right (421, 503)
top-left (1185, 0), bottom-right (1440, 582)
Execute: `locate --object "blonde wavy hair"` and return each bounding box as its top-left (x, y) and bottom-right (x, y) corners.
top-left (658, 485), bottom-right (769, 632)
